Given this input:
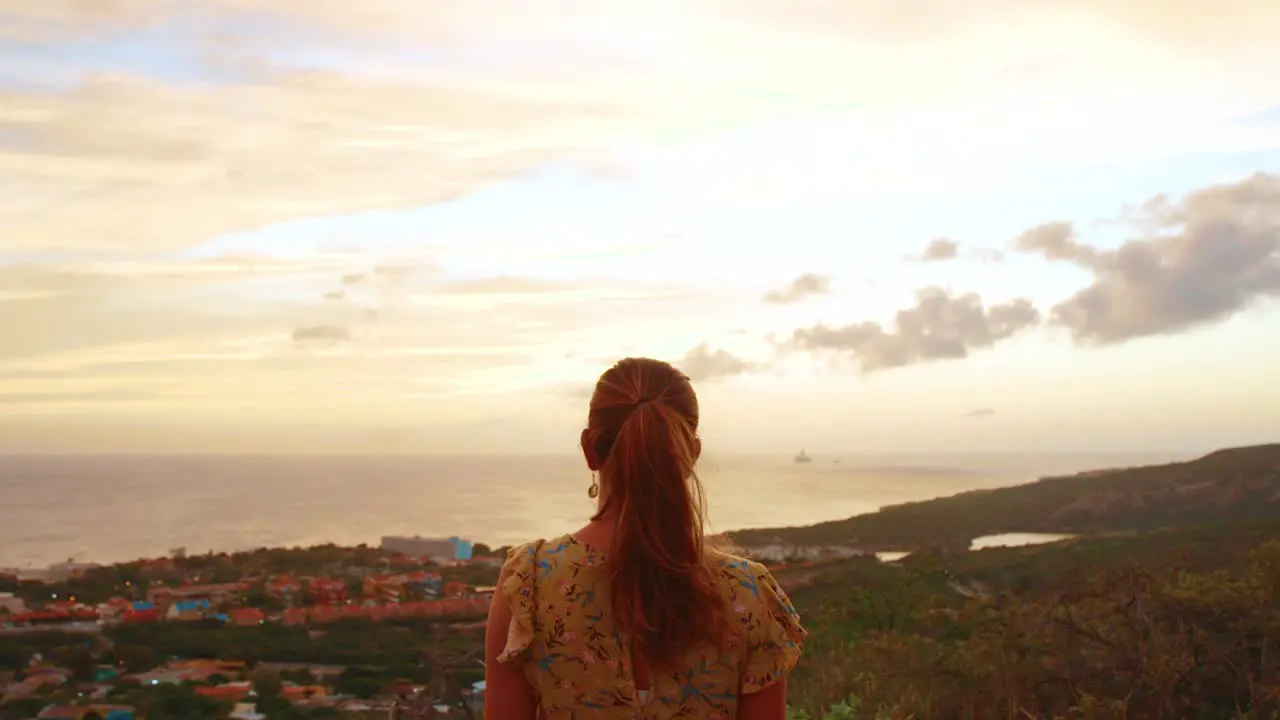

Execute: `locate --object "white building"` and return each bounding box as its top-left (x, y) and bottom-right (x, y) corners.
top-left (0, 592), bottom-right (27, 615)
top-left (380, 535), bottom-right (473, 564)
top-left (741, 544), bottom-right (865, 562)
top-left (229, 703), bottom-right (265, 720)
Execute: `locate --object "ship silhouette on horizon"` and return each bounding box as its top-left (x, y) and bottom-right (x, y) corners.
top-left (793, 448), bottom-right (812, 464)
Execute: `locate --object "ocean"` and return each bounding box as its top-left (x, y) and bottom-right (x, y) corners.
top-left (0, 452), bottom-right (1185, 568)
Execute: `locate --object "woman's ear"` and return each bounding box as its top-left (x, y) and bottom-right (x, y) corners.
top-left (694, 436), bottom-right (702, 461)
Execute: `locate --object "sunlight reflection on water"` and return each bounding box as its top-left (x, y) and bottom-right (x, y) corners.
top-left (0, 452), bottom-right (1174, 566)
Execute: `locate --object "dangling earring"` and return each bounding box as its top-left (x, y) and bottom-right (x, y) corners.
top-left (587, 472), bottom-right (599, 499)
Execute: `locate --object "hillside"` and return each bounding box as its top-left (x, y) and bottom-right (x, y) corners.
top-left (782, 516), bottom-right (1280, 718)
top-left (731, 443), bottom-right (1280, 551)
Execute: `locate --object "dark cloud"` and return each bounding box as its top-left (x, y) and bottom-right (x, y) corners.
top-left (1013, 221), bottom-right (1095, 263)
top-left (1014, 172), bottom-right (1280, 345)
top-left (790, 288), bottom-right (1040, 373)
top-left (675, 343), bottom-right (754, 382)
top-left (962, 407), bottom-right (996, 418)
top-left (291, 325), bottom-right (352, 342)
top-left (912, 237), bottom-right (960, 262)
top-left (763, 273), bottom-right (832, 304)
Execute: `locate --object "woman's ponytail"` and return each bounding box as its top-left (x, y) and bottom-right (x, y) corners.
top-left (587, 359), bottom-right (724, 669)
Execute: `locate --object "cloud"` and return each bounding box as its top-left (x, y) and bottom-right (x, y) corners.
top-left (0, 254), bottom-right (739, 426)
top-left (0, 258), bottom-right (340, 363)
top-left (324, 291), bottom-right (344, 301)
top-left (410, 277), bottom-right (697, 310)
top-left (1014, 172), bottom-right (1280, 345)
top-left (970, 247), bottom-right (1005, 263)
top-left (674, 343), bottom-right (754, 382)
top-left (3, 2), bottom-right (1277, 447)
top-left (1014, 221), bottom-right (1092, 263)
top-left (5, 1), bottom-right (1276, 255)
top-left (962, 407), bottom-right (996, 418)
top-left (762, 274), bottom-right (832, 304)
top-left (790, 288), bottom-right (1041, 373)
top-left (290, 325), bottom-right (353, 342)
top-left (0, 390), bottom-right (160, 405)
top-left (0, 0), bottom-right (164, 42)
top-left (0, 71), bottom-right (627, 254)
top-left (911, 238), bottom-right (960, 262)
top-left (908, 239), bottom-right (1006, 263)
top-left (545, 344), bottom-right (754, 400)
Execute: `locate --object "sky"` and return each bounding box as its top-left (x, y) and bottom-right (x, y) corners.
top-left (0, 0), bottom-right (1278, 456)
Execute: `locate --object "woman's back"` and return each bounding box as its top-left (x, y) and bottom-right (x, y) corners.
top-left (494, 534), bottom-right (805, 718)
top-left (484, 357), bottom-right (805, 717)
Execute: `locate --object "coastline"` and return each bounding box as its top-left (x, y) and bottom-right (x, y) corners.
top-left (1, 443), bottom-right (1276, 718)
top-left (0, 451), bottom-right (1191, 570)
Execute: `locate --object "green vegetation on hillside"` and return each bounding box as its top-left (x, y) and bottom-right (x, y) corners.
top-left (105, 616), bottom-right (483, 669)
top-left (0, 630), bottom-right (104, 675)
top-left (732, 444), bottom-right (1280, 551)
top-left (5, 445), bottom-right (1277, 719)
top-left (785, 518), bottom-right (1280, 718)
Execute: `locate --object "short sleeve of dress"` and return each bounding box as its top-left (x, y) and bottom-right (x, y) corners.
top-left (496, 541), bottom-right (539, 664)
top-left (742, 562), bottom-right (807, 693)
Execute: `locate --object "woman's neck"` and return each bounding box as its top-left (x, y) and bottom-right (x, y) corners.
top-left (573, 516), bottom-right (615, 551)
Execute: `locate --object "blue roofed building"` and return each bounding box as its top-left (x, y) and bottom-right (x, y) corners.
top-left (167, 598), bottom-right (211, 620)
top-left (382, 535), bottom-right (475, 564)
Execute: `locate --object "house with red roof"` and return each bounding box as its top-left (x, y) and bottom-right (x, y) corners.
top-left (147, 583), bottom-right (245, 612)
top-left (195, 682), bottom-right (252, 701)
top-left (307, 578), bottom-right (346, 606)
top-left (228, 608), bottom-right (264, 627)
top-left (281, 608), bottom-right (308, 626)
top-left (267, 575), bottom-right (302, 600)
top-left (120, 608), bottom-right (160, 624)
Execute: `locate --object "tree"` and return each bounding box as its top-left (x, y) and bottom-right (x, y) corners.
top-left (251, 669), bottom-right (283, 712)
top-left (334, 668), bottom-right (385, 699)
top-left (280, 668), bottom-right (316, 685)
top-left (0, 697), bottom-right (50, 720)
top-left (140, 682), bottom-right (233, 720)
top-left (113, 643), bottom-right (157, 673)
top-left (341, 677), bottom-right (382, 700)
top-left (62, 644), bottom-right (96, 681)
top-left (255, 696), bottom-right (293, 719)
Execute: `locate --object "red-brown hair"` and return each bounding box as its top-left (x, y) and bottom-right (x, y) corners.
top-left (585, 357), bottom-right (725, 669)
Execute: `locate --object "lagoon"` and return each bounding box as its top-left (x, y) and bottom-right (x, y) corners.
top-left (970, 532), bottom-right (1074, 550)
top-left (874, 532), bottom-right (1073, 563)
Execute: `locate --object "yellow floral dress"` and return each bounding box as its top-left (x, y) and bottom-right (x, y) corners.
top-left (497, 534), bottom-right (806, 718)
